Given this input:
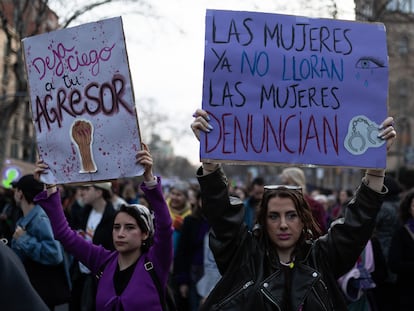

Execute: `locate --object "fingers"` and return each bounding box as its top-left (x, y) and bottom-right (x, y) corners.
top-left (135, 143), bottom-right (153, 167)
top-left (136, 142), bottom-right (154, 181)
top-left (191, 109), bottom-right (213, 141)
top-left (378, 117), bottom-right (396, 139)
top-left (378, 117), bottom-right (397, 151)
top-left (34, 159), bottom-right (49, 181)
top-left (380, 116), bottom-right (394, 129)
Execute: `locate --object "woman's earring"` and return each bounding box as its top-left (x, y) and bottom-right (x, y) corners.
top-left (303, 228), bottom-right (313, 239)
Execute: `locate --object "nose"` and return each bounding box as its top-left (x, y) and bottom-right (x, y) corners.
top-left (279, 216), bottom-right (288, 230)
top-left (117, 227), bottom-right (126, 237)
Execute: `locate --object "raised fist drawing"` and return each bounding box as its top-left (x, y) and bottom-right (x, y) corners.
top-left (71, 119), bottom-right (97, 173)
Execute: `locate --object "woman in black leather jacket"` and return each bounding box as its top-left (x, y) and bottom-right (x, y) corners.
top-left (191, 109), bottom-right (396, 311)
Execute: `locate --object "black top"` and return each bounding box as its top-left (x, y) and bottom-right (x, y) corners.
top-left (114, 260), bottom-right (139, 295)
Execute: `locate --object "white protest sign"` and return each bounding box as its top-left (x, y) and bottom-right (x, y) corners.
top-left (22, 17), bottom-right (143, 184)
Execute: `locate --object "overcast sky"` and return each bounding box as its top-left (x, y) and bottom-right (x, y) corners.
top-left (52, 0), bottom-right (355, 165)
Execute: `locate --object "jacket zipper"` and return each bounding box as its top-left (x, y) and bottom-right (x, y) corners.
top-left (312, 285), bottom-right (328, 311)
top-left (260, 288), bottom-right (281, 311)
top-left (215, 280), bottom-right (254, 309)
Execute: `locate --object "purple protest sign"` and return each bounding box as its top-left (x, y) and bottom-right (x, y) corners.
top-left (201, 9), bottom-right (388, 169)
top-left (22, 17), bottom-right (143, 184)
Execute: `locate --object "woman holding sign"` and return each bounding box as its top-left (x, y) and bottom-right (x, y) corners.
top-left (191, 109), bottom-right (396, 311)
top-left (33, 144), bottom-right (174, 311)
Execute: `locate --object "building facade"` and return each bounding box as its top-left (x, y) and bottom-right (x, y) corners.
top-left (0, 0), bottom-right (59, 181)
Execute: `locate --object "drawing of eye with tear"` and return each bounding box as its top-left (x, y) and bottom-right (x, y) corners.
top-left (355, 56), bottom-right (386, 88)
top-left (344, 115), bottom-right (385, 155)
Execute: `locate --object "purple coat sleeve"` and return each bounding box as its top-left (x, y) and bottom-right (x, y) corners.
top-left (35, 190), bottom-right (112, 274)
top-left (142, 177), bottom-right (174, 287)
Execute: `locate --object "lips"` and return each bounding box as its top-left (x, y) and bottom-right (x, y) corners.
top-left (277, 234), bottom-right (291, 240)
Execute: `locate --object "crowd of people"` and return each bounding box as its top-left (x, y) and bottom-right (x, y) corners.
top-left (0, 110), bottom-right (413, 311)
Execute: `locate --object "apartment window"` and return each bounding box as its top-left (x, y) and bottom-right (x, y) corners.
top-left (398, 79), bottom-right (409, 97)
top-left (387, 0), bottom-right (414, 13)
top-left (398, 35), bottom-right (409, 56)
top-left (10, 143), bottom-right (19, 158)
top-left (361, 0), bottom-right (374, 18)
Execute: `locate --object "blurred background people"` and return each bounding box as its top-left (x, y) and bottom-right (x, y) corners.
top-left (173, 188), bottom-right (209, 311)
top-left (372, 175), bottom-right (402, 311)
top-left (11, 174), bottom-right (70, 310)
top-left (243, 177), bottom-right (265, 231)
top-left (388, 189), bottom-right (414, 311)
top-left (69, 182), bottom-right (115, 311)
top-left (166, 180), bottom-right (192, 255)
top-left (0, 186), bottom-right (21, 245)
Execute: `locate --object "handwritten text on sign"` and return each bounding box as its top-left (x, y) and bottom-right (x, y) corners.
top-left (201, 10), bottom-right (388, 168)
top-left (23, 17), bottom-right (142, 184)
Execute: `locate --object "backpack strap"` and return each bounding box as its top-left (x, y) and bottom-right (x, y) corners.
top-left (145, 257), bottom-right (167, 311)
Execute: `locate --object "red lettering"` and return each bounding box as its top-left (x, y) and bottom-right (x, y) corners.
top-left (202, 111), bottom-right (339, 157)
top-left (33, 75), bottom-right (134, 133)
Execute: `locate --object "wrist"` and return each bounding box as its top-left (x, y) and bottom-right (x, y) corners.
top-left (144, 176), bottom-right (157, 187)
top-left (202, 162), bottom-right (220, 173)
top-left (365, 170), bottom-right (385, 178)
top-left (46, 184), bottom-right (57, 196)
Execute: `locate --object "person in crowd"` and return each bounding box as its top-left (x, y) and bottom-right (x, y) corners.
top-left (196, 234), bottom-right (221, 306)
top-left (388, 189), bottom-right (414, 311)
top-left (191, 108), bottom-right (396, 311)
top-left (34, 143), bottom-right (173, 311)
top-left (11, 174), bottom-right (70, 310)
top-left (280, 167), bottom-right (328, 235)
top-left (110, 180), bottom-right (128, 210)
top-left (173, 188), bottom-right (210, 311)
top-left (58, 185), bottom-right (78, 224)
top-left (313, 194), bottom-right (329, 216)
top-left (167, 180), bottom-right (192, 254)
top-left (329, 189), bottom-right (354, 224)
top-left (0, 186), bottom-right (21, 244)
top-left (243, 177), bottom-right (265, 230)
top-left (0, 239), bottom-right (49, 311)
top-left (337, 236), bottom-right (388, 311)
top-left (188, 183), bottom-right (201, 211)
top-left (231, 185), bottom-right (247, 201)
top-left (69, 180), bottom-right (116, 311)
top-left (68, 186), bottom-right (85, 229)
top-left (372, 175), bottom-right (402, 310)
top-left (375, 176), bottom-right (402, 259)
top-left (122, 182), bottom-right (139, 204)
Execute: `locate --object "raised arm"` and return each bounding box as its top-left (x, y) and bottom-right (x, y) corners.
top-left (363, 116), bottom-right (396, 191)
top-left (136, 143), bottom-right (173, 284)
top-left (318, 116), bottom-right (397, 277)
top-left (191, 109), bottom-right (248, 274)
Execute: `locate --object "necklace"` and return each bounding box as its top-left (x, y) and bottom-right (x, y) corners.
top-left (280, 258), bottom-right (295, 269)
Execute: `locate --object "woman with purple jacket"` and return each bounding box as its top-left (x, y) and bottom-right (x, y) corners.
top-left (34, 144), bottom-right (173, 311)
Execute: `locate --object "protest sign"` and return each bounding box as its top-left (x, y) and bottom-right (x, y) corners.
top-left (22, 17), bottom-right (143, 184)
top-left (201, 9), bottom-right (389, 168)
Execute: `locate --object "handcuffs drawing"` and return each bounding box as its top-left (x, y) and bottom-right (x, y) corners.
top-left (344, 116), bottom-right (385, 155)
